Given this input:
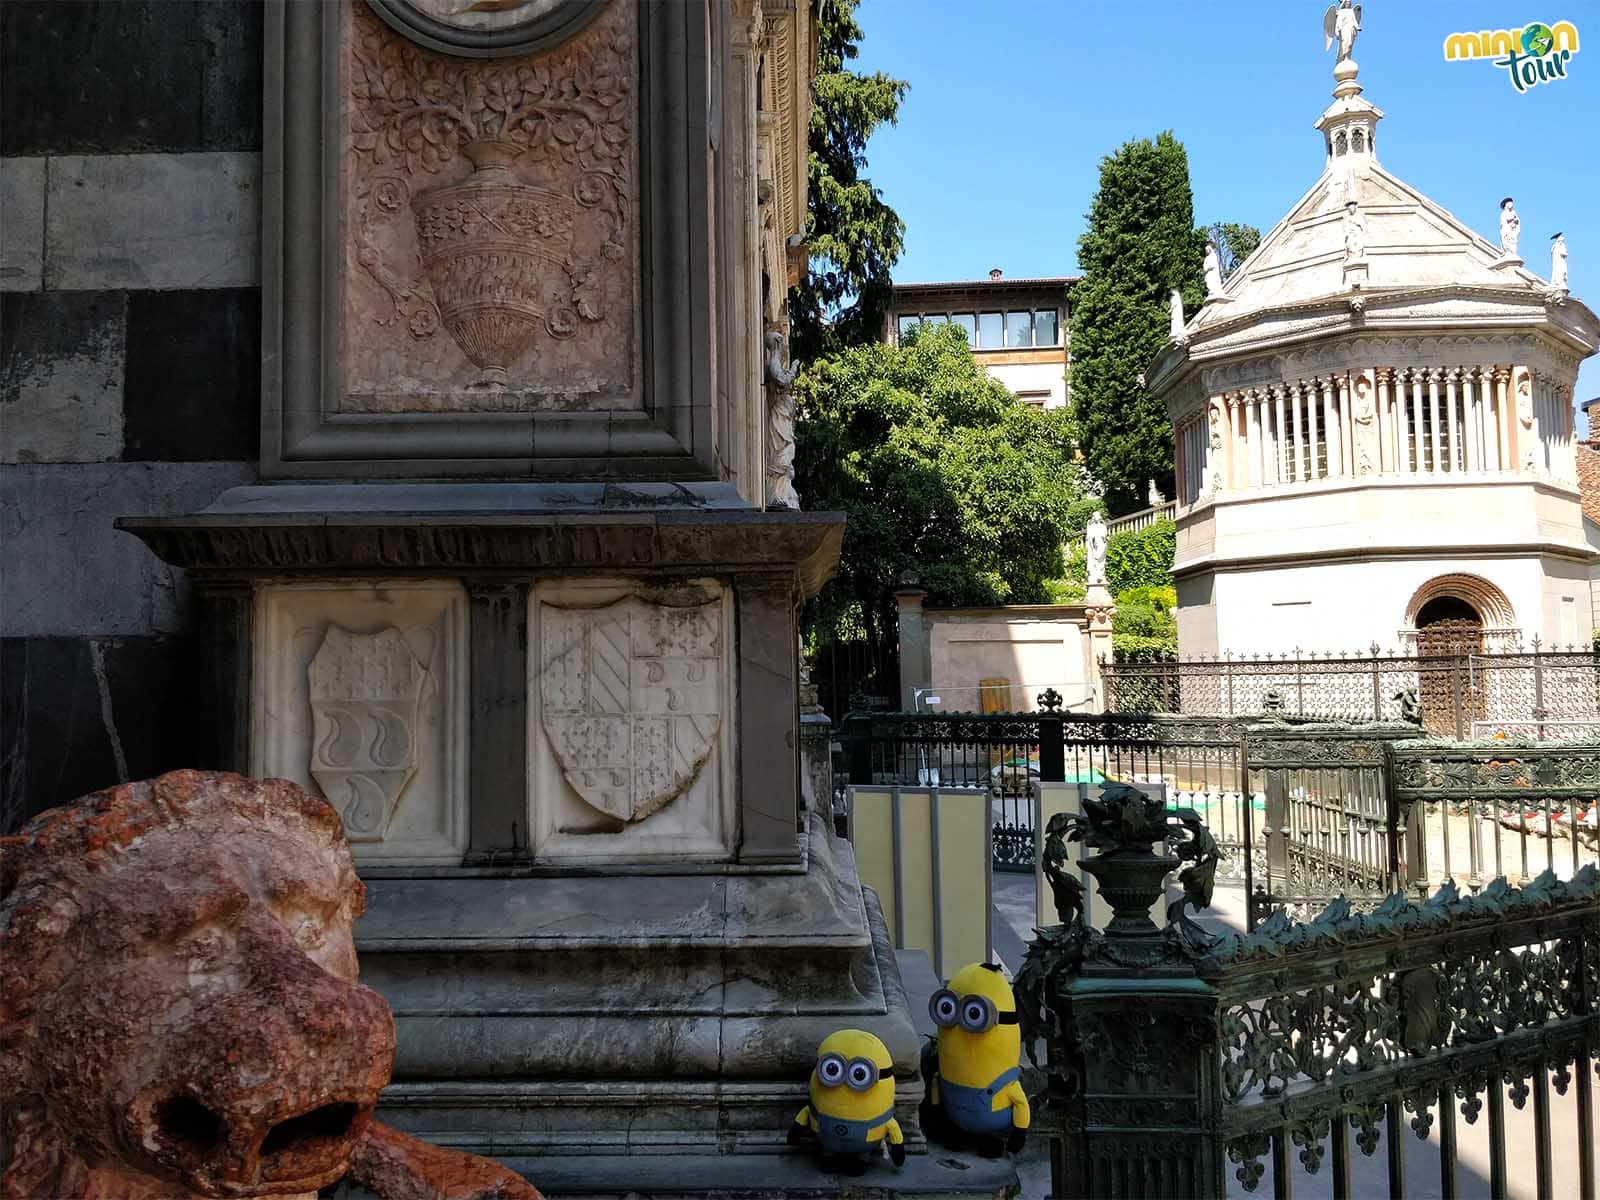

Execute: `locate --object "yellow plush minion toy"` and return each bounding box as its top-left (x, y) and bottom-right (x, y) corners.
top-left (787, 1029), bottom-right (905, 1173)
top-left (921, 962), bottom-right (1030, 1156)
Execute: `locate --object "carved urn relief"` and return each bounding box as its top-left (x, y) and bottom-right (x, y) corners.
top-left (345, 0), bottom-right (635, 407)
top-left (411, 139), bottom-right (590, 388)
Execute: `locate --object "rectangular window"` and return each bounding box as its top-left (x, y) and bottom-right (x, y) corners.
top-left (978, 311), bottom-right (1003, 348)
top-left (926, 313), bottom-right (948, 326)
top-left (896, 314), bottom-right (919, 341)
top-left (951, 312), bottom-right (976, 343)
top-left (1007, 310), bottom-right (1033, 348)
top-left (1033, 308), bottom-right (1060, 346)
top-left (1016, 390), bottom-right (1050, 409)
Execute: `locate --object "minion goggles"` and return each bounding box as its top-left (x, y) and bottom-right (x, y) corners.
top-left (929, 989), bottom-right (1020, 1033)
top-left (816, 1052), bottom-right (883, 1091)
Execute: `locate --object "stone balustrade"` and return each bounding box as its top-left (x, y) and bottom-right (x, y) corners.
top-left (1176, 364), bottom-right (1578, 504)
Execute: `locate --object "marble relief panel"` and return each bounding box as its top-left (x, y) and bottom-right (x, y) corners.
top-left (340, 0), bottom-right (639, 412)
top-left (253, 581), bottom-right (468, 865)
top-left (530, 579), bottom-right (735, 863)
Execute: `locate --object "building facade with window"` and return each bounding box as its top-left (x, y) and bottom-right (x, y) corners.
top-left (885, 270), bottom-right (1076, 409)
top-left (1147, 45), bottom-right (1598, 658)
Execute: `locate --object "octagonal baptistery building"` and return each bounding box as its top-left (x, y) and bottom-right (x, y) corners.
top-left (1149, 49), bottom-right (1599, 659)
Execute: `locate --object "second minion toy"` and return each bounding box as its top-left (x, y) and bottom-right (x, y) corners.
top-left (788, 1029), bottom-right (905, 1174)
top-left (920, 961), bottom-right (1030, 1156)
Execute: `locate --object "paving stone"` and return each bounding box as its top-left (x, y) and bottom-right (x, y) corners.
top-left (0, 157), bottom-right (45, 290)
top-left (0, 2), bottom-right (262, 156)
top-left (45, 152), bottom-right (259, 290)
top-left (0, 290), bottom-right (125, 463)
top-left (123, 289), bottom-right (259, 461)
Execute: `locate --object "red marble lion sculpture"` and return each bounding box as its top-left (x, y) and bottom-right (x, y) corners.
top-left (0, 770), bottom-right (537, 1200)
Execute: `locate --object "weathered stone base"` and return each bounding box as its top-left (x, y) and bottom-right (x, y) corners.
top-left (334, 1149), bottom-right (1019, 1199)
top-left (358, 816), bottom-right (925, 1157)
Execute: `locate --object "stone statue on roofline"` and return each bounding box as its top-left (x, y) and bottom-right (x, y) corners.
top-left (1549, 232), bottom-right (1569, 296)
top-left (1323, 1), bottom-right (1361, 64)
top-left (1202, 241), bottom-right (1225, 299)
top-left (1169, 288), bottom-right (1187, 345)
top-left (1496, 197), bottom-right (1523, 264)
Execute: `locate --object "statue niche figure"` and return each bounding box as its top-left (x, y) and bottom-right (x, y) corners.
top-left (764, 329), bottom-right (800, 510)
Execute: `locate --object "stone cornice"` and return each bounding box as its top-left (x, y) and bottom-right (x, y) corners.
top-left (116, 485), bottom-right (846, 597)
top-left (1171, 537), bottom-right (1599, 579)
top-left (1149, 285), bottom-right (1599, 405)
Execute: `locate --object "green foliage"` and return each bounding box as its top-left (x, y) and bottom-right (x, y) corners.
top-left (789, 0), bottom-right (908, 360)
top-left (1062, 496), bottom-right (1103, 542)
top-left (1205, 221), bottom-right (1262, 279)
top-left (1105, 519), bottom-right (1176, 595)
top-left (1112, 583), bottom-right (1177, 662)
top-left (796, 323), bottom-right (1084, 648)
top-left (1069, 132), bottom-right (1206, 514)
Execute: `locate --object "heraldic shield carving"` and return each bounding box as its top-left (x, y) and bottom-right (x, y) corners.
top-left (540, 595), bottom-right (723, 825)
top-left (308, 626), bottom-right (428, 841)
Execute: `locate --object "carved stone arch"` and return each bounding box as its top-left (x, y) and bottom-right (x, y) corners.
top-left (1403, 573), bottom-right (1516, 631)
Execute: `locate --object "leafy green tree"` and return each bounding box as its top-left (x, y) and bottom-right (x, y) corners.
top-left (789, 0), bottom-right (907, 360)
top-left (1112, 584), bottom-right (1178, 662)
top-left (1205, 221), bottom-right (1262, 280)
top-left (1070, 132), bottom-right (1206, 514)
top-left (1106, 519), bottom-right (1176, 594)
top-left (796, 322), bottom-right (1083, 657)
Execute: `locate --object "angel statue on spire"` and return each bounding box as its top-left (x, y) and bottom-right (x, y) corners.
top-left (1323, 1), bottom-right (1361, 63)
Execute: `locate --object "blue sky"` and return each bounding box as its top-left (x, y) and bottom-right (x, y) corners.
top-left (852, 1), bottom-right (1599, 431)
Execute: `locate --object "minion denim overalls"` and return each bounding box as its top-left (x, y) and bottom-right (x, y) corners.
top-left (816, 1107), bottom-right (895, 1154)
top-left (940, 1066), bottom-right (1020, 1135)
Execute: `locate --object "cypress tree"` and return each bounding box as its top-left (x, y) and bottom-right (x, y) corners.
top-left (788, 0), bottom-right (907, 360)
top-left (1070, 132), bottom-right (1206, 514)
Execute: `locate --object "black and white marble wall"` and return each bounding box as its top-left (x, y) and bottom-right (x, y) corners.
top-left (0, 3), bottom-right (265, 829)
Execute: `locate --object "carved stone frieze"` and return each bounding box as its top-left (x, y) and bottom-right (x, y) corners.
top-left (539, 593), bottom-right (723, 825)
top-left (530, 579), bottom-right (735, 862)
top-left (253, 582), bottom-right (469, 865)
top-left (342, 0), bottom-right (638, 411)
top-left (308, 625), bottom-right (429, 841)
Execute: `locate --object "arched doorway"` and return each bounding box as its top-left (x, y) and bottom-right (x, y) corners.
top-left (1414, 595), bottom-right (1485, 656)
top-left (1404, 575), bottom-right (1515, 736)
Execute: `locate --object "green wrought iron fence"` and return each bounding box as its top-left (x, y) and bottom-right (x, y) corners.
top-left (838, 705), bottom-right (1251, 874)
top-left (1103, 646), bottom-right (1600, 739)
top-left (1391, 738), bottom-right (1600, 892)
top-left (1018, 785), bottom-right (1599, 1200)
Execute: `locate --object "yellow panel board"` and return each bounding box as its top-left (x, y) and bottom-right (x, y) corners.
top-left (849, 789), bottom-right (897, 942)
top-left (934, 788), bottom-right (991, 977)
top-left (896, 789), bottom-right (936, 964)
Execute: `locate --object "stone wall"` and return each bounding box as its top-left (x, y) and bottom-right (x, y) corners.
top-left (0, 2), bottom-right (264, 829)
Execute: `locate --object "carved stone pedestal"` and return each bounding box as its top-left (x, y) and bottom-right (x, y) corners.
top-left (120, 483), bottom-right (924, 1159)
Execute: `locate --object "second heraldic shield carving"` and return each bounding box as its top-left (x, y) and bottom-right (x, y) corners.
top-left (540, 594), bottom-right (723, 824)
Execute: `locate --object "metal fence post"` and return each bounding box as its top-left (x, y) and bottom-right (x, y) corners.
top-left (1039, 715), bottom-right (1065, 784)
top-left (843, 713), bottom-right (872, 790)
top-left (1264, 768), bottom-right (1290, 910)
top-left (1370, 645), bottom-right (1382, 720)
top-left (1450, 655), bottom-right (1466, 740)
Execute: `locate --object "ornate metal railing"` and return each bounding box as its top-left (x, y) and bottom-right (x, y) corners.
top-left (1102, 645), bottom-right (1600, 739)
top-left (1391, 738), bottom-right (1600, 892)
top-left (838, 705), bottom-right (1249, 873)
top-left (1018, 785), bottom-right (1599, 1200)
top-left (1244, 722), bottom-right (1419, 928)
